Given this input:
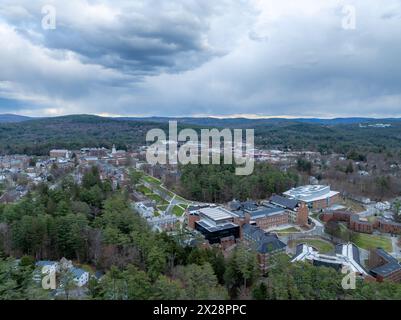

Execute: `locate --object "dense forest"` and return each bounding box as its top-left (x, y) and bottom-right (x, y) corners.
top-left (0, 115), bottom-right (167, 155)
top-left (0, 167), bottom-right (257, 299)
top-left (177, 162), bottom-right (299, 202)
top-left (2, 166), bottom-right (401, 299)
top-left (1, 115), bottom-right (401, 155)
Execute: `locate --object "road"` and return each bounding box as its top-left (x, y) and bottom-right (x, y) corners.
top-left (391, 236), bottom-right (401, 259)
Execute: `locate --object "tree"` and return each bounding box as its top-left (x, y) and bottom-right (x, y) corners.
top-left (252, 282), bottom-right (268, 300)
top-left (345, 161), bottom-right (354, 174)
top-left (146, 246), bottom-right (167, 281)
top-left (175, 263), bottom-right (228, 300)
top-left (59, 268), bottom-right (76, 300)
top-left (152, 275), bottom-right (184, 300)
top-left (297, 158), bottom-right (312, 174)
top-left (224, 245), bottom-right (258, 297)
top-left (129, 169), bottom-right (143, 187)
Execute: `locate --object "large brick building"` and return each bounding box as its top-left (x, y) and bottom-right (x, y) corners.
top-left (322, 211), bottom-right (401, 235)
top-left (322, 211), bottom-right (373, 233)
top-left (376, 219), bottom-right (401, 235)
top-left (368, 248), bottom-right (401, 282)
top-left (229, 196), bottom-right (309, 232)
top-left (186, 206), bottom-right (240, 245)
top-left (242, 224), bottom-right (286, 274)
top-left (283, 185), bottom-right (340, 210)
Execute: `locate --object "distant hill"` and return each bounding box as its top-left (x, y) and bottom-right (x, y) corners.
top-left (0, 114), bottom-right (32, 123)
top-left (117, 116), bottom-right (401, 127)
top-left (1, 114), bottom-right (401, 156)
top-left (0, 114), bottom-right (167, 155)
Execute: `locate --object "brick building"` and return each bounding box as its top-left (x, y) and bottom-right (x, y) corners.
top-left (283, 185), bottom-right (340, 210)
top-left (242, 224), bottom-right (286, 274)
top-left (376, 219), bottom-right (401, 235)
top-left (322, 211), bottom-right (400, 235)
top-left (368, 248), bottom-right (401, 282)
top-left (322, 211), bottom-right (373, 234)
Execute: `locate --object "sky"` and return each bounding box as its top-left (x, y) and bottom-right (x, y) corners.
top-left (0, 0), bottom-right (401, 118)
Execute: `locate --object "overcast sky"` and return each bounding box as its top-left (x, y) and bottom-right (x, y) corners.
top-left (0, 0), bottom-right (401, 118)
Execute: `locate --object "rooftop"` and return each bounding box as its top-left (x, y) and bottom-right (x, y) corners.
top-left (269, 195), bottom-right (298, 210)
top-left (283, 185), bottom-right (339, 202)
top-left (370, 248), bottom-right (401, 277)
top-left (247, 207), bottom-right (285, 219)
top-left (196, 220), bottom-right (239, 233)
top-left (198, 206), bottom-right (234, 222)
top-left (243, 224), bottom-right (286, 254)
top-left (292, 243), bottom-right (367, 275)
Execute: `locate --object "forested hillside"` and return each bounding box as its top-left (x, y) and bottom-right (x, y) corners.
top-left (177, 162), bottom-right (298, 203)
top-left (1, 114), bottom-right (401, 156)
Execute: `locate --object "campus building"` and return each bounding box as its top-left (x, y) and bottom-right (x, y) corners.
top-left (292, 243), bottom-right (368, 276)
top-left (242, 224), bottom-right (286, 273)
top-left (322, 211), bottom-right (401, 235)
top-left (190, 206), bottom-right (241, 245)
top-left (229, 196), bottom-right (309, 232)
top-left (376, 219), bottom-right (401, 235)
top-left (283, 185), bottom-right (340, 210)
top-left (368, 248), bottom-right (401, 282)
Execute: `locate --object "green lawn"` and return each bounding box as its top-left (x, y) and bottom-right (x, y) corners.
top-left (147, 193), bottom-right (169, 205)
top-left (137, 185), bottom-right (152, 195)
top-left (156, 185), bottom-right (175, 198)
top-left (292, 239), bottom-right (334, 254)
top-left (157, 204), bottom-right (168, 212)
top-left (172, 205), bottom-right (185, 217)
top-left (276, 227), bottom-right (300, 234)
top-left (367, 215), bottom-right (378, 223)
top-left (143, 175), bottom-right (162, 185)
top-left (352, 233), bottom-right (392, 252)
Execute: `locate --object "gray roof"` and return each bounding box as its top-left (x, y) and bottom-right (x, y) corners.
top-left (256, 236), bottom-right (286, 254)
top-left (247, 207), bottom-right (285, 219)
top-left (295, 243), bottom-right (305, 257)
top-left (269, 195), bottom-right (298, 210)
top-left (196, 220), bottom-right (239, 233)
top-left (36, 261), bottom-right (57, 267)
top-left (229, 200), bottom-right (241, 211)
top-left (243, 224), bottom-right (286, 254)
top-left (242, 201), bottom-right (258, 212)
top-left (370, 248), bottom-right (401, 277)
top-left (71, 267), bottom-right (87, 278)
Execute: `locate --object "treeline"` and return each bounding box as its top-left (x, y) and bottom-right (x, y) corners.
top-left (178, 162), bottom-right (299, 202)
top-left (255, 122), bottom-right (401, 155)
top-left (253, 255), bottom-right (401, 300)
top-left (0, 115), bottom-right (165, 155)
top-left (2, 115), bottom-right (401, 156)
top-left (0, 166), bottom-right (260, 299)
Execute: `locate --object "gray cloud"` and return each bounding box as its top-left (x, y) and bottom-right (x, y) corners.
top-left (0, 0), bottom-right (401, 117)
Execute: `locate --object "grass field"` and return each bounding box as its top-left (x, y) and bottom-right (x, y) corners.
top-left (352, 233), bottom-right (392, 252)
top-left (367, 215), bottom-right (378, 223)
top-left (156, 185), bottom-right (175, 198)
top-left (143, 175), bottom-right (162, 185)
top-left (341, 198), bottom-right (366, 213)
top-left (137, 185), bottom-right (152, 195)
top-left (172, 205), bottom-right (185, 217)
top-left (291, 238), bottom-right (335, 254)
top-left (157, 204), bottom-right (168, 212)
top-left (276, 227), bottom-right (300, 235)
top-left (147, 193), bottom-right (169, 205)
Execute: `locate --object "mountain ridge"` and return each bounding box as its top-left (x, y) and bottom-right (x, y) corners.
top-left (2, 113), bottom-right (401, 126)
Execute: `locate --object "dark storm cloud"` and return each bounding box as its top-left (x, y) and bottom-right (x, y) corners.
top-left (0, 0), bottom-right (400, 117)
